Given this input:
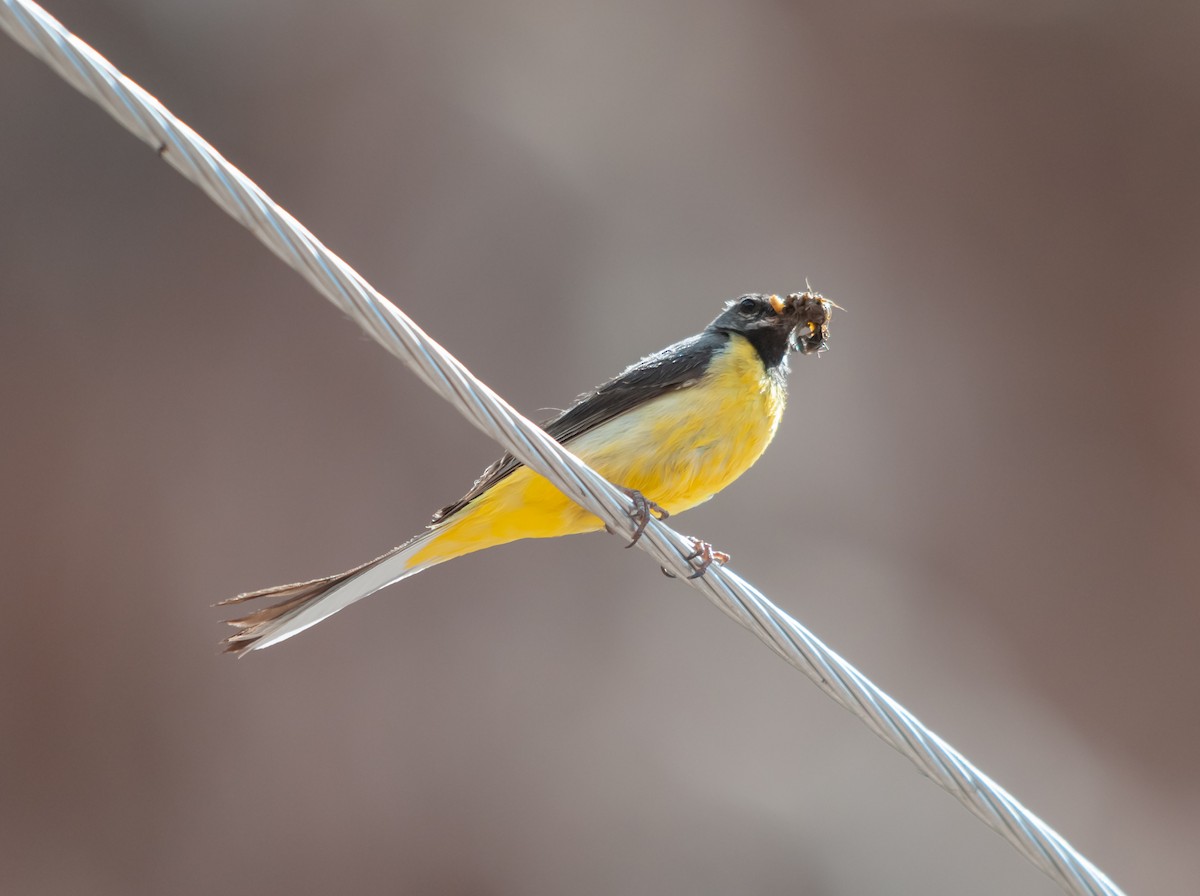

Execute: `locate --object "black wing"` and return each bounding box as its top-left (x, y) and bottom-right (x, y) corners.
top-left (431, 329), bottom-right (725, 523)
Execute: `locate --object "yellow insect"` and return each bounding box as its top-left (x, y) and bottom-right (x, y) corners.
top-left (222, 291), bottom-right (834, 654)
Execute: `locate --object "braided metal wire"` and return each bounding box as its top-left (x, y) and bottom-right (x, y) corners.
top-left (0, 2), bottom-right (1125, 894)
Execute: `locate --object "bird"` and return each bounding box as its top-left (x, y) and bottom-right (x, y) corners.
top-left (221, 290), bottom-right (835, 655)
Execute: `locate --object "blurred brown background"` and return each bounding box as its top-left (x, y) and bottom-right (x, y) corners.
top-left (2, 2), bottom-right (1197, 894)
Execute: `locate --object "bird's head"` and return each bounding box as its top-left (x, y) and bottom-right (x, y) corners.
top-left (709, 290), bottom-right (836, 366)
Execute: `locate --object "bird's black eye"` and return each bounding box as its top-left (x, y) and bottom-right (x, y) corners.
top-left (738, 297), bottom-right (758, 314)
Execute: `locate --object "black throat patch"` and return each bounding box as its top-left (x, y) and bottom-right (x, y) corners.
top-left (739, 324), bottom-right (793, 371)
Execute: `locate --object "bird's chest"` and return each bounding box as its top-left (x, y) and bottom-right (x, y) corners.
top-left (579, 336), bottom-right (787, 511)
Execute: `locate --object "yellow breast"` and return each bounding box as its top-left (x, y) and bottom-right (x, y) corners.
top-left (573, 332), bottom-right (786, 513)
top-left (409, 333), bottom-right (786, 566)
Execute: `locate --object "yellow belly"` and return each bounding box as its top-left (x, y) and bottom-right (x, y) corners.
top-left (409, 334), bottom-right (786, 566)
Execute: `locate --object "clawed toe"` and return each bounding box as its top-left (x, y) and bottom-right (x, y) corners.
top-left (661, 537), bottom-right (730, 579)
top-left (682, 538), bottom-right (730, 578)
top-left (620, 487), bottom-right (669, 547)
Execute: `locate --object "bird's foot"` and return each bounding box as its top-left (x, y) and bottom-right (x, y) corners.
top-left (661, 537), bottom-right (730, 579)
top-left (618, 487), bottom-right (669, 547)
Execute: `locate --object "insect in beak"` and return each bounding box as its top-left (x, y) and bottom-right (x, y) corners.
top-left (790, 290), bottom-right (839, 355)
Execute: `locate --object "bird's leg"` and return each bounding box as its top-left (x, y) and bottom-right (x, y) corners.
top-left (618, 487), bottom-right (669, 547)
top-left (660, 537), bottom-right (730, 578)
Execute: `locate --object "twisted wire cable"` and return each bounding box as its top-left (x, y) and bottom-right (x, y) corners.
top-left (0, 3), bottom-right (1125, 894)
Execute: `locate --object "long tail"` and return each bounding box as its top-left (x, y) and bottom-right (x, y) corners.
top-left (219, 529), bottom-right (442, 656)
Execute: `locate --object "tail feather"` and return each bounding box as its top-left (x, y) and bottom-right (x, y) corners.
top-left (220, 530), bottom-right (439, 655)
